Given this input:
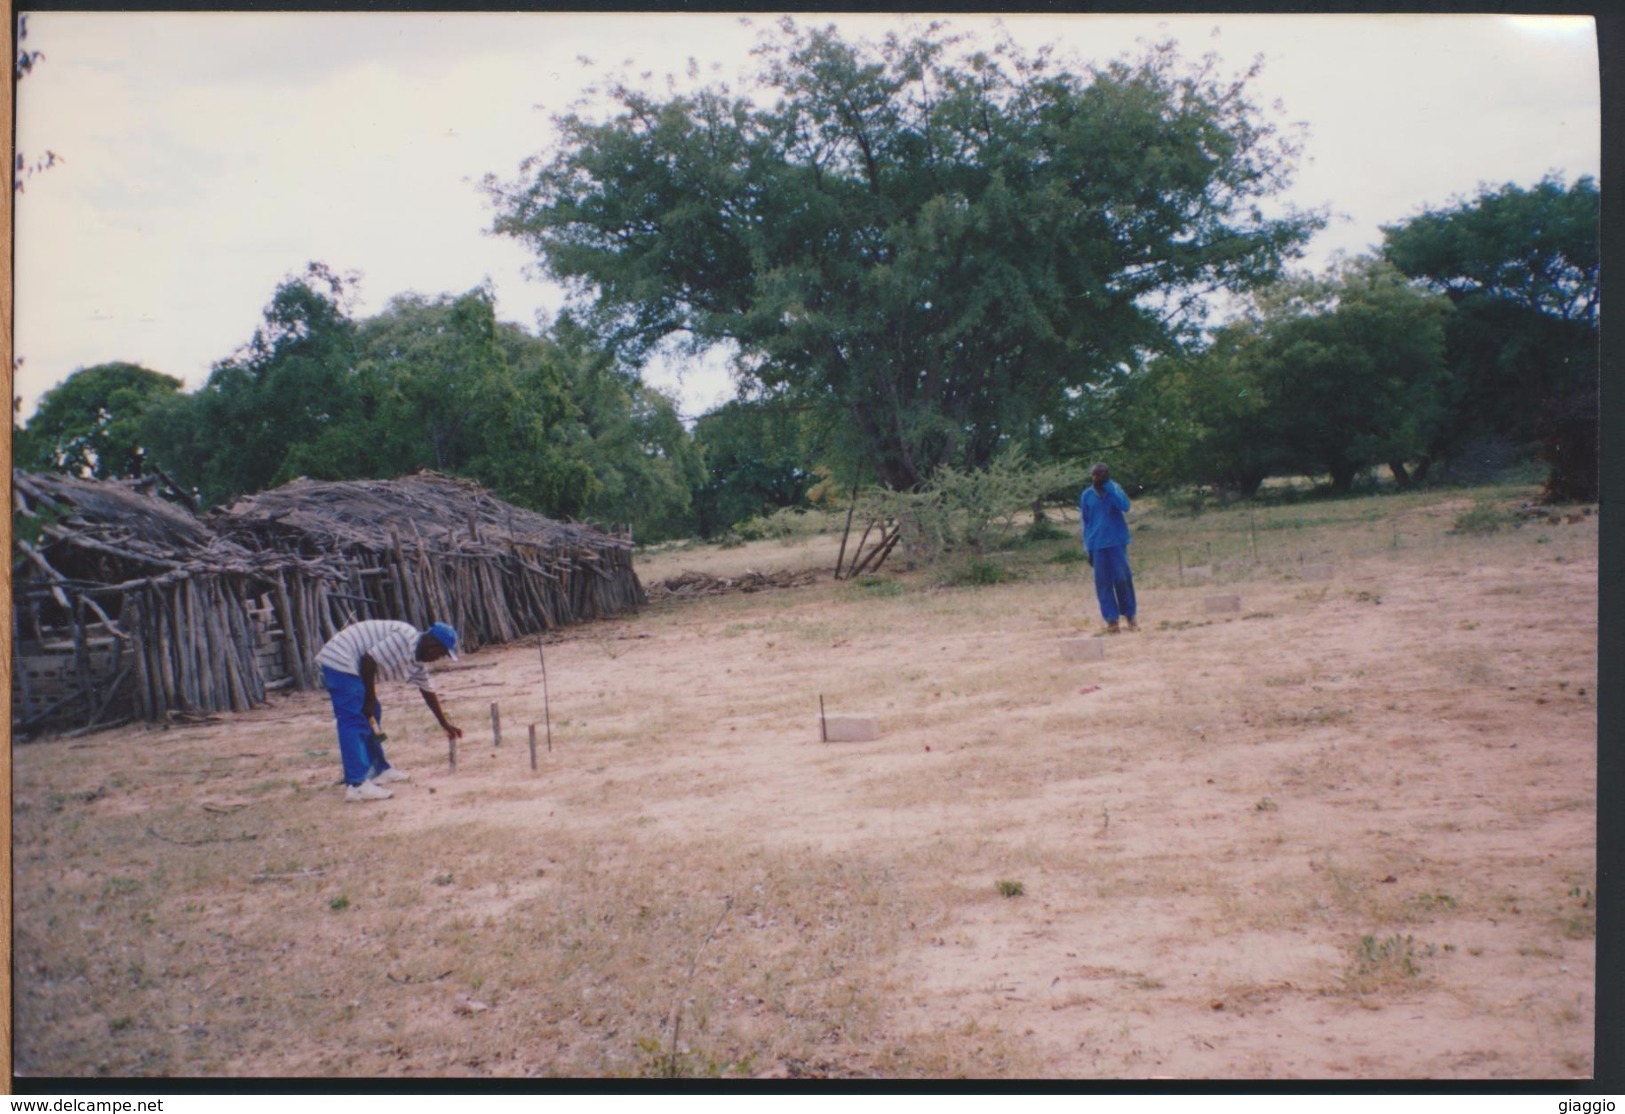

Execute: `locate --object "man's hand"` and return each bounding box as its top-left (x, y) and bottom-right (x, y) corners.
top-left (363, 696), bottom-right (382, 722)
top-left (444, 723), bottom-right (464, 742)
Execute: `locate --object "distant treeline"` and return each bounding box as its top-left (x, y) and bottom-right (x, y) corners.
top-left (16, 21), bottom-right (1598, 536)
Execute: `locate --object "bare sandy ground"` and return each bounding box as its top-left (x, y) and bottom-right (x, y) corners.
top-left (12, 495), bottom-right (1598, 1080)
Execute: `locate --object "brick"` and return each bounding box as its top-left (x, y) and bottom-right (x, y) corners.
top-left (1060, 637), bottom-right (1105, 661)
top-left (1204, 595), bottom-right (1241, 613)
top-left (821, 714), bottom-right (881, 742)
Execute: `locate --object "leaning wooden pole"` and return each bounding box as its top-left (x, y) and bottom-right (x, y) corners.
top-left (833, 469), bottom-right (862, 579)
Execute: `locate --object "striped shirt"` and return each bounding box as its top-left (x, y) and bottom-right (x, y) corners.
top-left (316, 620), bottom-right (434, 691)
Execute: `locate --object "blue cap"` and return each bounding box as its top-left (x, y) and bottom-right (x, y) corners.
top-left (427, 622), bottom-right (459, 659)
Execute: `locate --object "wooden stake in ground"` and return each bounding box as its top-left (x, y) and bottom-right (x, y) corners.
top-left (449, 729), bottom-right (457, 772)
top-left (490, 701), bottom-right (501, 747)
top-left (528, 724), bottom-right (538, 772)
top-left (539, 637), bottom-right (553, 753)
top-left (819, 694), bottom-right (827, 742)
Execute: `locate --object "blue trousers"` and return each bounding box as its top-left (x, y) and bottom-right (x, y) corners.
top-left (1090, 545), bottom-right (1137, 623)
top-left (321, 665), bottom-right (393, 787)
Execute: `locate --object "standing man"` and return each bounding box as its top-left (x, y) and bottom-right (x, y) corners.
top-left (1080, 463), bottom-right (1138, 633)
top-left (317, 619), bottom-right (464, 802)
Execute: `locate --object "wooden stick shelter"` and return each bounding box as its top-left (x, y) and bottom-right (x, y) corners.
top-left (12, 469), bottom-right (645, 735)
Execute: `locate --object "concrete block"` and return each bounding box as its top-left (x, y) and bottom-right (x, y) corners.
top-left (1204, 594), bottom-right (1241, 613)
top-left (1061, 637), bottom-right (1106, 661)
top-left (822, 714), bottom-right (881, 742)
top-left (1300, 564), bottom-right (1335, 581)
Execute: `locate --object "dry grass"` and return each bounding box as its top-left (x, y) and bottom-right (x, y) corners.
top-left (12, 478), bottom-right (1598, 1080)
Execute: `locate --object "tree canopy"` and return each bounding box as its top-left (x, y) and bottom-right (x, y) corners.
top-left (1380, 174), bottom-right (1598, 456)
top-left (1162, 258), bottom-right (1451, 493)
top-left (124, 264), bottom-right (697, 537)
top-left (16, 362), bottom-right (184, 480)
top-left (488, 18), bottom-right (1322, 490)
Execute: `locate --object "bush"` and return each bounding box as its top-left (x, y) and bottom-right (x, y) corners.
top-left (1451, 501), bottom-right (1507, 535)
top-left (855, 448), bottom-right (1086, 568)
top-left (949, 558), bottom-right (1015, 587)
top-left (1023, 515), bottom-right (1069, 543)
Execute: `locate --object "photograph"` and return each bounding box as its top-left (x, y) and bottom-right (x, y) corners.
top-left (9, 9), bottom-right (1603, 1086)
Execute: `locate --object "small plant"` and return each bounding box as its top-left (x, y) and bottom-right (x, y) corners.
top-left (632, 1036), bottom-right (752, 1080)
top-left (995, 880), bottom-right (1025, 898)
top-left (1563, 886), bottom-right (1596, 938)
top-left (953, 558), bottom-right (1012, 586)
top-left (1451, 501), bottom-right (1506, 535)
top-left (1407, 891), bottom-right (1457, 914)
top-left (850, 575), bottom-right (904, 598)
top-left (1023, 516), bottom-right (1068, 543)
top-left (1351, 590), bottom-right (1382, 605)
top-left (434, 873), bottom-right (455, 886)
top-left (1344, 933), bottom-right (1435, 992)
top-left (1254, 797), bottom-right (1279, 812)
top-left (1050, 546), bottom-right (1089, 565)
top-left (329, 895), bottom-right (350, 912)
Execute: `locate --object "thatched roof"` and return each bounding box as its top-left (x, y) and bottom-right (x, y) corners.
top-left (13, 469), bottom-right (263, 581)
top-left (213, 471), bottom-right (627, 558)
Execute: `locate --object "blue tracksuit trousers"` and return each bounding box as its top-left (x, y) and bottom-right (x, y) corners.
top-left (1090, 545), bottom-right (1136, 623)
top-left (321, 665), bottom-right (393, 786)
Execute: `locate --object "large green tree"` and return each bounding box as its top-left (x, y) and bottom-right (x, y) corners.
top-left (1380, 174), bottom-right (1598, 464)
top-left (488, 19), bottom-right (1321, 491)
top-left (141, 263), bottom-right (366, 505)
top-left (351, 286), bottom-right (590, 515)
top-left (690, 400), bottom-right (817, 537)
top-left (18, 362), bottom-right (184, 480)
top-left (1191, 258), bottom-right (1452, 493)
top-left (534, 319), bottom-right (705, 541)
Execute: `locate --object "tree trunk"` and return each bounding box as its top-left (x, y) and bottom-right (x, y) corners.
top-left (1387, 459), bottom-right (1412, 489)
top-left (1327, 459), bottom-right (1359, 492)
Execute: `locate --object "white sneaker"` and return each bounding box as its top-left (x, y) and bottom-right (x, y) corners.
top-left (345, 781), bottom-right (393, 803)
top-left (371, 767), bottom-right (411, 785)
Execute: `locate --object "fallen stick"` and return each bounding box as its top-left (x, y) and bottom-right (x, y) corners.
top-left (251, 868), bottom-right (326, 883)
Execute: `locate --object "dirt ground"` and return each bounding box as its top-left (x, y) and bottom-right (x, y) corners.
top-left (11, 489), bottom-right (1599, 1080)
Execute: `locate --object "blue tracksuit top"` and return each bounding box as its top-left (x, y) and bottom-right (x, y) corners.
top-left (1080, 480), bottom-right (1132, 554)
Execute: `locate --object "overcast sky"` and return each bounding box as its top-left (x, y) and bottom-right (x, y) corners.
top-left (12, 11), bottom-right (1600, 422)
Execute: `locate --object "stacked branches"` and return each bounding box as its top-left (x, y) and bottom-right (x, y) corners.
top-left (212, 472), bottom-right (646, 684)
top-left (13, 470), bottom-right (290, 728)
top-left (13, 469), bottom-right (645, 732)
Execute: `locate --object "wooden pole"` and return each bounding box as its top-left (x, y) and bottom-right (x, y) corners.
top-left (820, 694), bottom-right (827, 742)
top-left (490, 701), bottom-right (502, 747)
top-left (449, 729), bottom-right (458, 772)
top-left (1177, 546), bottom-right (1184, 585)
top-left (833, 470), bottom-right (861, 579)
top-left (528, 724), bottom-right (538, 772)
top-left (540, 638), bottom-right (553, 753)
